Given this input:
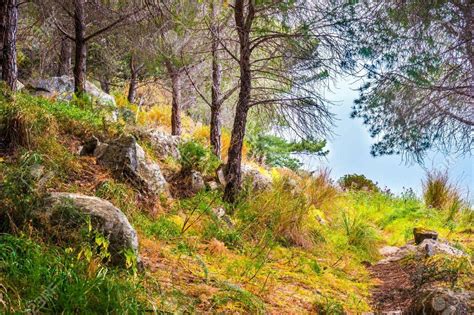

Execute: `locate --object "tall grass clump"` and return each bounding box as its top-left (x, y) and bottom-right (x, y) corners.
top-left (301, 168), bottom-right (339, 212)
top-left (422, 170), bottom-right (464, 211)
top-left (237, 178), bottom-right (316, 249)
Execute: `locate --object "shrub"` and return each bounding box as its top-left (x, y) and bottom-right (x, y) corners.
top-left (338, 174), bottom-right (379, 192)
top-left (178, 141), bottom-right (220, 175)
top-left (422, 170), bottom-right (463, 211)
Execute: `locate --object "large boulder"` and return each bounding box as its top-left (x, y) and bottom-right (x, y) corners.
top-left (29, 76), bottom-right (116, 107)
top-left (94, 136), bottom-right (169, 196)
top-left (39, 192), bottom-right (139, 266)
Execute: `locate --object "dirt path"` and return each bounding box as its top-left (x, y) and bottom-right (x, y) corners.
top-left (369, 259), bottom-right (416, 313)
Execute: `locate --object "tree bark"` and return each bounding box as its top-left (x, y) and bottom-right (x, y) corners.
top-left (73, 0), bottom-right (86, 95)
top-left (223, 0), bottom-right (254, 203)
top-left (210, 0), bottom-right (222, 158)
top-left (0, 0), bottom-right (6, 72)
top-left (57, 35), bottom-right (72, 76)
top-left (127, 54), bottom-right (138, 104)
top-left (2, 0), bottom-right (18, 91)
top-left (166, 61), bottom-right (182, 136)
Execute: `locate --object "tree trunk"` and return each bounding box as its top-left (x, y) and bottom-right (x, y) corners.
top-left (0, 0), bottom-right (6, 74)
top-left (100, 77), bottom-right (110, 93)
top-left (210, 0), bottom-right (222, 158)
top-left (2, 0), bottom-right (18, 91)
top-left (57, 35), bottom-right (72, 76)
top-left (73, 0), bottom-right (86, 95)
top-left (127, 55), bottom-right (138, 104)
top-left (166, 61), bottom-right (182, 136)
top-left (223, 0), bottom-right (254, 203)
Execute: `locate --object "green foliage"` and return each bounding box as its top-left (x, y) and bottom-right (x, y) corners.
top-left (248, 134), bottom-right (327, 170)
top-left (147, 216), bottom-right (181, 241)
top-left (340, 211), bottom-right (379, 258)
top-left (211, 281), bottom-right (265, 314)
top-left (0, 152), bottom-right (46, 232)
top-left (338, 174), bottom-right (379, 192)
top-left (0, 235), bottom-right (147, 314)
top-left (95, 180), bottom-right (137, 215)
top-left (313, 295), bottom-right (345, 314)
top-left (178, 141), bottom-right (220, 175)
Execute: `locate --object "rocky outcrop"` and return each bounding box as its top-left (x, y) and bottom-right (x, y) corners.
top-left (39, 192), bottom-right (139, 266)
top-left (94, 136), bottom-right (169, 196)
top-left (29, 76), bottom-right (116, 107)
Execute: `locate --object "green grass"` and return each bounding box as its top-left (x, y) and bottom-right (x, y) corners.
top-left (0, 235), bottom-right (148, 314)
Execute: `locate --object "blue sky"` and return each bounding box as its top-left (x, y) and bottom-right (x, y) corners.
top-left (300, 78), bottom-right (473, 199)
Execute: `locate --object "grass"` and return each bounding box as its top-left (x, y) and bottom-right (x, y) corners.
top-left (0, 235), bottom-right (147, 314)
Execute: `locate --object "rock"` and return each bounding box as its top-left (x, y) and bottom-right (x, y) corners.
top-left (414, 227), bottom-right (438, 244)
top-left (190, 171), bottom-right (205, 193)
top-left (79, 136), bottom-right (100, 156)
top-left (378, 246), bottom-right (400, 257)
top-left (241, 164), bottom-right (272, 190)
top-left (146, 129), bottom-right (181, 160)
top-left (95, 136), bottom-right (168, 196)
top-left (409, 287), bottom-right (473, 314)
top-left (418, 239), bottom-right (466, 257)
top-left (207, 181), bottom-right (220, 191)
top-left (212, 206), bottom-right (234, 228)
top-left (29, 76), bottom-right (116, 107)
top-left (40, 192), bottom-right (140, 266)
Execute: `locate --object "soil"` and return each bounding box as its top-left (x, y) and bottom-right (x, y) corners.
top-left (369, 260), bottom-right (416, 313)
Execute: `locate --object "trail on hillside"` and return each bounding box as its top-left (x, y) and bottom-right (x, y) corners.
top-left (369, 259), bottom-right (415, 313)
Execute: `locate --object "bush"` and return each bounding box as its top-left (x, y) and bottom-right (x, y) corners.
top-left (338, 174), bottom-right (379, 192)
top-left (422, 170), bottom-right (463, 211)
top-left (178, 141), bottom-right (220, 175)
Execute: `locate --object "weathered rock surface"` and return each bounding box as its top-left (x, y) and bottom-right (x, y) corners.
top-left (241, 164), bottom-right (272, 190)
top-left (414, 227), bottom-right (438, 244)
top-left (190, 170), bottom-right (205, 193)
top-left (40, 192), bottom-right (139, 265)
top-left (408, 287), bottom-right (473, 314)
top-left (29, 76), bottom-right (116, 107)
top-left (146, 129), bottom-right (181, 160)
top-left (94, 136), bottom-right (168, 195)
